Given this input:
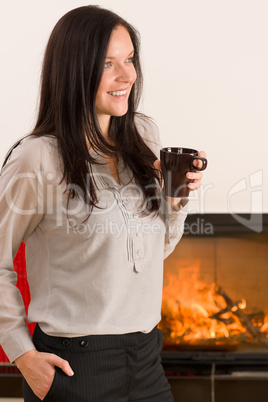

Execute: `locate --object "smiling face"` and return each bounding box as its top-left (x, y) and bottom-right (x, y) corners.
top-left (95, 25), bottom-right (137, 135)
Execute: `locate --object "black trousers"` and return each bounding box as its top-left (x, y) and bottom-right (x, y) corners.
top-left (23, 324), bottom-right (174, 402)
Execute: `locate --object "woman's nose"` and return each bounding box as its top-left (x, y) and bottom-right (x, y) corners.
top-left (115, 65), bottom-right (136, 83)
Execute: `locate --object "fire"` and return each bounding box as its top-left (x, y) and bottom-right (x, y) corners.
top-left (159, 259), bottom-right (268, 348)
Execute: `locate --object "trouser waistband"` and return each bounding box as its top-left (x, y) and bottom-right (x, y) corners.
top-left (33, 324), bottom-right (159, 352)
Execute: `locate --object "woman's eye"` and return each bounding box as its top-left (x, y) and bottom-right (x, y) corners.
top-left (104, 61), bottom-right (112, 68)
top-left (126, 57), bottom-right (134, 63)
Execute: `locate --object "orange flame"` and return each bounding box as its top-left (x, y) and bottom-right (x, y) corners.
top-left (159, 259), bottom-right (268, 347)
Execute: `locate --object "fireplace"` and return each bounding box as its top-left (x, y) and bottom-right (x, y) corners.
top-left (160, 213), bottom-right (268, 402)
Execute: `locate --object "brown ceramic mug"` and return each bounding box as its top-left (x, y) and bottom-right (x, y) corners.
top-left (160, 147), bottom-right (207, 198)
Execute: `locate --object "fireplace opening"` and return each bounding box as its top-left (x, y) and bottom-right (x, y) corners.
top-left (160, 215), bottom-right (268, 352)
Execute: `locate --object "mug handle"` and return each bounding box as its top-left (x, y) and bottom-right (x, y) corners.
top-left (191, 156), bottom-right (207, 171)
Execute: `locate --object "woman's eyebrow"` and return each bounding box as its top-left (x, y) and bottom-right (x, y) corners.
top-left (106, 49), bottom-right (134, 60)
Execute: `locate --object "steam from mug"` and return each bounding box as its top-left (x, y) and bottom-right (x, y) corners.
top-left (160, 147), bottom-right (207, 198)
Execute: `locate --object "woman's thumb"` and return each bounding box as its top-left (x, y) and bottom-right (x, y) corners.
top-left (154, 159), bottom-right (161, 170)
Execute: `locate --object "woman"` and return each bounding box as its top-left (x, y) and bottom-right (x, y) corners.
top-left (0, 6), bottom-right (206, 401)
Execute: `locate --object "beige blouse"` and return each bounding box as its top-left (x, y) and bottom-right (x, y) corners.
top-left (0, 116), bottom-right (187, 363)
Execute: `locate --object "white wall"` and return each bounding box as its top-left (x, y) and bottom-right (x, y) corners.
top-left (0, 0), bottom-right (267, 214)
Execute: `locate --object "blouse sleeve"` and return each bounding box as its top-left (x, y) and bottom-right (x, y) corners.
top-left (0, 138), bottom-right (45, 362)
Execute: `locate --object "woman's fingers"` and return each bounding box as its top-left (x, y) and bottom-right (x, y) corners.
top-left (48, 353), bottom-right (74, 376)
top-left (186, 171), bottom-right (202, 181)
top-left (190, 151), bottom-right (206, 189)
top-left (153, 159), bottom-right (161, 171)
top-left (193, 150), bottom-right (207, 169)
top-left (186, 171), bottom-right (203, 190)
top-left (154, 153), bottom-right (206, 192)
top-left (198, 151), bottom-right (206, 158)
top-left (154, 160), bottom-right (163, 184)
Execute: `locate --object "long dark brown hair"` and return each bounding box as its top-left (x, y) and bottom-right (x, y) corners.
top-left (31, 5), bottom-right (161, 214)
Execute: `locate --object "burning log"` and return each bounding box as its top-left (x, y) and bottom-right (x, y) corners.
top-left (209, 300), bottom-right (243, 325)
top-left (247, 312), bottom-right (265, 326)
top-left (214, 286), bottom-right (264, 341)
top-left (209, 315), bottom-right (234, 326)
